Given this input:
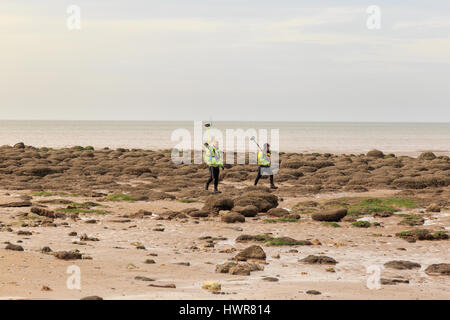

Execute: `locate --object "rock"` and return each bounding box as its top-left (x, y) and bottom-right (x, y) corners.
top-left (425, 263), bottom-right (450, 276)
top-left (418, 152), bottom-right (436, 160)
top-left (300, 255), bottom-right (337, 265)
top-left (396, 229), bottom-right (448, 242)
top-left (148, 283), bottom-right (176, 288)
top-left (384, 260), bottom-right (421, 270)
top-left (5, 243), bottom-right (24, 251)
top-left (54, 250), bottom-right (82, 260)
top-left (234, 191), bottom-right (278, 212)
top-left (262, 277), bottom-right (279, 282)
top-left (221, 212), bottom-right (245, 223)
top-left (0, 201), bottom-right (32, 208)
top-left (144, 259), bottom-right (156, 264)
top-left (267, 208), bottom-right (289, 217)
top-left (68, 232), bottom-right (77, 236)
top-left (204, 195), bottom-right (234, 213)
top-left (202, 281), bottom-right (221, 292)
top-left (135, 276), bottom-right (155, 282)
top-left (234, 245), bottom-right (266, 261)
top-left (41, 285), bottom-right (52, 291)
top-left (80, 233), bottom-right (99, 241)
top-left (153, 227), bottom-right (165, 232)
top-left (367, 149), bottom-right (384, 158)
top-left (266, 237), bottom-right (312, 246)
top-left (80, 296), bottom-right (103, 300)
top-left (426, 204), bottom-right (441, 213)
top-left (215, 262), bottom-right (237, 274)
top-left (233, 205), bottom-right (259, 217)
top-left (381, 278), bottom-right (409, 285)
top-left (31, 207), bottom-right (64, 219)
top-left (13, 142), bottom-right (25, 149)
top-left (229, 262), bottom-right (263, 276)
top-left (17, 230), bottom-right (32, 236)
top-left (312, 209), bottom-right (347, 222)
top-left (41, 246), bottom-right (52, 253)
top-left (189, 210), bottom-right (209, 218)
top-left (306, 290), bottom-right (321, 295)
top-left (173, 262), bottom-right (190, 266)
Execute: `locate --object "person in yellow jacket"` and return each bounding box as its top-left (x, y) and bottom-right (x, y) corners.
top-left (254, 143), bottom-right (277, 189)
top-left (205, 140), bottom-right (224, 193)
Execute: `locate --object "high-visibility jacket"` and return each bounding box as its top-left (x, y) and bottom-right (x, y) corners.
top-left (257, 151), bottom-right (271, 167)
top-left (205, 146), bottom-right (223, 167)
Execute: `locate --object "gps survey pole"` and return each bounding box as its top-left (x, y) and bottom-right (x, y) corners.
top-left (250, 136), bottom-right (263, 151)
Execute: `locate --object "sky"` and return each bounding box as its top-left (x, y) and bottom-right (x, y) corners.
top-left (1, 0), bottom-right (449, 122)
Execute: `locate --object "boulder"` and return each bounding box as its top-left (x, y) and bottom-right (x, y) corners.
top-left (312, 209), bottom-right (347, 222)
top-left (234, 191), bottom-right (278, 212)
top-left (221, 212), bottom-right (245, 223)
top-left (419, 152), bottom-right (436, 160)
top-left (267, 208), bottom-right (289, 217)
top-left (367, 149), bottom-right (384, 158)
top-left (5, 243), bottom-right (24, 251)
top-left (233, 205), bottom-right (258, 217)
top-left (234, 245), bottom-right (266, 261)
top-left (13, 142), bottom-right (25, 149)
top-left (204, 195), bottom-right (234, 213)
top-left (229, 263), bottom-right (263, 276)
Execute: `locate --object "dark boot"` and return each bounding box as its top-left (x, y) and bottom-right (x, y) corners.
top-left (214, 187), bottom-right (221, 194)
top-left (270, 184), bottom-right (278, 190)
top-left (205, 182), bottom-right (210, 190)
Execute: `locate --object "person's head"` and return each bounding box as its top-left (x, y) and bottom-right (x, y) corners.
top-left (264, 143), bottom-right (270, 152)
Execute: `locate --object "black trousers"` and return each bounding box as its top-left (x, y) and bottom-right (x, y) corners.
top-left (254, 166), bottom-right (274, 186)
top-left (206, 166), bottom-right (220, 189)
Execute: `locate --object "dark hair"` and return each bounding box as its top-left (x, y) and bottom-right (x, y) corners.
top-left (264, 143), bottom-right (270, 149)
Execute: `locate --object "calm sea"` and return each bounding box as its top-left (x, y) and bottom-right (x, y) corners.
top-left (0, 121), bottom-right (449, 156)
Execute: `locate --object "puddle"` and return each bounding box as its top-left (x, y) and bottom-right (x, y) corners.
top-left (217, 239), bottom-right (236, 246)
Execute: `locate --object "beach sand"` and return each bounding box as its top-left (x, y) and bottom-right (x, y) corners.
top-left (0, 145), bottom-right (449, 300)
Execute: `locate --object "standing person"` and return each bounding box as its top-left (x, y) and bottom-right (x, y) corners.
top-left (254, 143), bottom-right (278, 189)
top-left (205, 140), bottom-right (224, 193)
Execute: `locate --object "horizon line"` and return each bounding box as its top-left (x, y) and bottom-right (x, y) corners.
top-left (0, 119), bottom-right (450, 124)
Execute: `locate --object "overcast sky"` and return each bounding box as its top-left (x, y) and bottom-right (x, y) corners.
top-left (1, 0), bottom-right (449, 122)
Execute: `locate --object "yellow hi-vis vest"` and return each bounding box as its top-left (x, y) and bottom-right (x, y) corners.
top-left (205, 146), bottom-right (223, 167)
top-left (257, 151), bottom-right (271, 167)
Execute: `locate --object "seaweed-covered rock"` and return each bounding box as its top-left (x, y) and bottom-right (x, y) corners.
top-left (396, 229), bottom-right (448, 242)
top-left (312, 209), bottom-right (347, 222)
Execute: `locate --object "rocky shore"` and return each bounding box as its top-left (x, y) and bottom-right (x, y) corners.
top-left (0, 144), bottom-right (448, 299)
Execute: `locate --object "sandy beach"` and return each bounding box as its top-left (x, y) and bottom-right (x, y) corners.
top-left (0, 144), bottom-right (449, 300)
